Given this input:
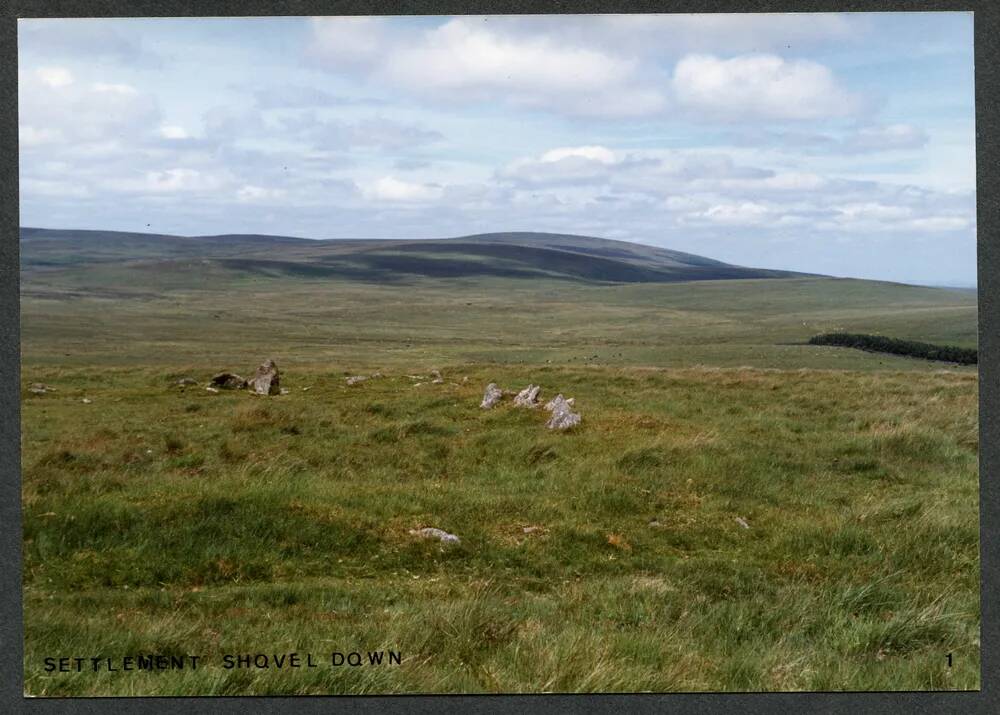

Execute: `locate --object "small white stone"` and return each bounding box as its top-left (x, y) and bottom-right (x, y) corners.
top-left (409, 527), bottom-right (460, 544)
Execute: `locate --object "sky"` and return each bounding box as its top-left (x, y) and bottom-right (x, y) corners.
top-left (17, 13), bottom-right (977, 285)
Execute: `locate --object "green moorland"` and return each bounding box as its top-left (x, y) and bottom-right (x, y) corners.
top-left (20, 231), bottom-right (980, 694)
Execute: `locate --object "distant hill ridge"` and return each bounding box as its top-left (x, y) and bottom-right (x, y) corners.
top-left (19, 227), bottom-right (812, 284)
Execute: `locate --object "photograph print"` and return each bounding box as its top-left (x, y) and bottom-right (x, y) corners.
top-left (17, 12), bottom-right (979, 696)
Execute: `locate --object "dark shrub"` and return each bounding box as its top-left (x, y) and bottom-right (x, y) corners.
top-left (808, 333), bottom-right (977, 365)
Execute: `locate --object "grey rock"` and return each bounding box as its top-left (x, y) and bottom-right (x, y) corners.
top-left (246, 359), bottom-right (280, 396)
top-left (546, 407), bottom-right (581, 430)
top-left (346, 375), bottom-right (368, 386)
top-left (28, 383), bottom-right (52, 394)
top-left (205, 386), bottom-right (220, 393)
top-left (513, 384), bottom-right (542, 408)
top-left (81, 398), bottom-right (92, 404)
top-left (279, 388), bottom-right (290, 395)
top-left (409, 527), bottom-right (460, 545)
top-left (544, 394), bottom-right (575, 411)
top-left (431, 369), bottom-right (444, 384)
top-left (480, 382), bottom-right (503, 409)
top-left (210, 372), bottom-right (246, 390)
top-left (545, 394), bottom-right (581, 430)
top-left (175, 377), bottom-right (198, 387)
top-left (735, 517), bottom-right (750, 530)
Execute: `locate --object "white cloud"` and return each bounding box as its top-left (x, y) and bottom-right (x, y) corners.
top-left (500, 145), bottom-right (641, 186)
top-left (364, 176), bottom-right (443, 202)
top-left (92, 82), bottom-right (138, 95)
top-left (844, 123), bottom-right (928, 152)
top-left (726, 122), bottom-right (930, 155)
top-left (382, 19), bottom-right (636, 93)
top-left (500, 14), bottom-right (861, 56)
top-left (698, 201), bottom-right (774, 225)
top-left (907, 216), bottom-right (970, 232)
top-left (106, 168), bottom-right (229, 194)
top-left (237, 184), bottom-right (286, 203)
top-left (540, 146), bottom-right (618, 164)
top-left (673, 53), bottom-right (862, 120)
top-left (311, 17), bottom-right (667, 118)
top-left (19, 68), bottom-right (160, 148)
top-left (19, 125), bottom-right (63, 147)
top-left (706, 171), bottom-right (828, 194)
top-left (20, 177), bottom-right (89, 198)
top-left (837, 202), bottom-right (913, 221)
top-left (759, 172), bottom-right (828, 191)
top-left (159, 125), bottom-right (189, 140)
top-left (35, 66), bottom-right (73, 88)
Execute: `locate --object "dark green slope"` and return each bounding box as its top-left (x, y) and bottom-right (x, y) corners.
top-left (20, 227), bottom-right (809, 284)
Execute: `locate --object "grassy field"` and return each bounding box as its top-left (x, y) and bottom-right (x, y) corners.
top-left (20, 236), bottom-right (980, 694)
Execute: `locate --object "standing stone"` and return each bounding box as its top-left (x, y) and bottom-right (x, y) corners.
top-left (480, 383), bottom-right (503, 409)
top-left (513, 384), bottom-right (541, 408)
top-left (545, 394), bottom-right (581, 430)
top-left (210, 372), bottom-right (246, 390)
top-left (431, 369), bottom-right (444, 384)
top-left (544, 394), bottom-right (574, 412)
top-left (246, 359), bottom-right (280, 396)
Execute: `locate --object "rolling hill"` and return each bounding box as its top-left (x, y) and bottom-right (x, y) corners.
top-left (19, 227), bottom-right (809, 284)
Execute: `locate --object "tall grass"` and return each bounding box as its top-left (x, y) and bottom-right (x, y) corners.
top-left (21, 364), bottom-right (979, 694)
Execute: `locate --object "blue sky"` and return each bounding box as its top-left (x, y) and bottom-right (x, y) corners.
top-left (18, 13), bottom-right (976, 285)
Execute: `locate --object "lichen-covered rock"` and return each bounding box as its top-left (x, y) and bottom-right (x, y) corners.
top-left (546, 407), bottom-right (581, 430)
top-left (513, 384), bottom-right (541, 408)
top-left (543, 394), bottom-right (574, 412)
top-left (210, 372), bottom-right (246, 390)
top-left (246, 359), bottom-right (280, 396)
top-left (409, 527), bottom-right (460, 544)
top-left (480, 382), bottom-right (503, 409)
top-left (545, 394), bottom-right (581, 430)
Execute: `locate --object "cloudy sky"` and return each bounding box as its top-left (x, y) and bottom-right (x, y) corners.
top-left (18, 13), bottom-right (976, 285)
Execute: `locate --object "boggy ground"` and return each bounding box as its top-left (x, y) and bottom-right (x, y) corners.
top-left (21, 363), bottom-right (979, 694)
